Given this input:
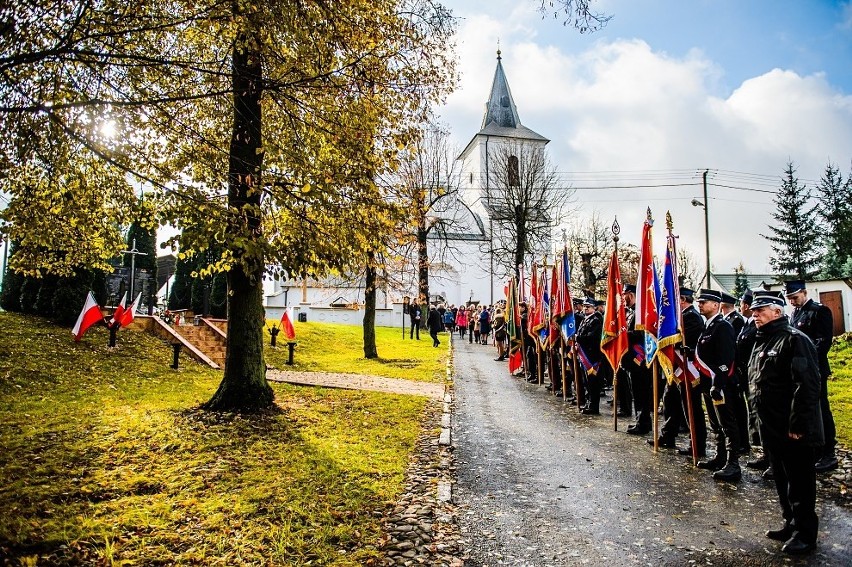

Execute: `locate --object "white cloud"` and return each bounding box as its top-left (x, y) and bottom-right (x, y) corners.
top-left (437, 25), bottom-right (852, 276)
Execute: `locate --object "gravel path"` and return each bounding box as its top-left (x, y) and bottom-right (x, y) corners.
top-left (266, 369), bottom-right (445, 399)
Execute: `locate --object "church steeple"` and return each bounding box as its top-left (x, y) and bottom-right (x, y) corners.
top-left (482, 49), bottom-right (522, 130)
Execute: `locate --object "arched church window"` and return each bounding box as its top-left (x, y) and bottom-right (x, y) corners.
top-left (508, 155), bottom-right (520, 186)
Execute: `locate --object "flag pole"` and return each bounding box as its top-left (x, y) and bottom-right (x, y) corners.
top-left (572, 341), bottom-right (582, 409)
top-left (611, 219), bottom-right (620, 432)
top-left (667, 211), bottom-right (698, 466)
top-left (652, 361), bottom-right (659, 453)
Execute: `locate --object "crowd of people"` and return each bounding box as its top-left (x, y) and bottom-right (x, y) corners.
top-left (502, 280), bottom-right (836, 556)
top-left (407, 300), bottom-right (508, 352)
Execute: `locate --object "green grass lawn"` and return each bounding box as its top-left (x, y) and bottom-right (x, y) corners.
top-left (0, 312), bottom-right (445, 565)
top-left (264, 320), bottom-right (448, 382)
top-left (828, 333), bottom-right (852, 447)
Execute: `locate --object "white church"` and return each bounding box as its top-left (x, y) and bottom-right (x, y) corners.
top-left (265, 51), bottom-right (555, 317)
top-left (429, 49), bottom-right (552, 306)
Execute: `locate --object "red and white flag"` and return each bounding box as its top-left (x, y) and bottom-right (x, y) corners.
top-left (72, 292), bottom-right (104, 341)
top-left (281, 307), bottom-right (296, 340)
top-left (109, 292), bottom-right (127, 326)
top-left (118, 293), bottom-right (142, 328)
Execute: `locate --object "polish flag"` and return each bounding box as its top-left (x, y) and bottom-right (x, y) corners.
top-left (110, 292), bottom-right (127, 326)
top-left (281, 308), bottom-right (296, 340)
top-left (118, 293), bottom-right (142, 328)
top-left (72, 292), bottom-right (104, 341)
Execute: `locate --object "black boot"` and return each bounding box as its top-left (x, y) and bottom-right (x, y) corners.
top-left (697, 450), bottom-right (726, 471)
top-left (712, 454), bottom-right (742, 482)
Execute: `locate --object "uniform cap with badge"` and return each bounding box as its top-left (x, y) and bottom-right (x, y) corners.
top-left (720, 292), bottom-right (737, 305)
top-left (750, 291), bottom-right (786, 309)
top-left (783, 279), bottom-right (807, 297)
top-left (696, 289), bottom-right (723, 303)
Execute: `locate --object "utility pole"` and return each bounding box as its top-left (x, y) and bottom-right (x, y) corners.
top-left (120, 238), bottom-right (148, 307)
top-left (702, 169), bottom-right (711, 287)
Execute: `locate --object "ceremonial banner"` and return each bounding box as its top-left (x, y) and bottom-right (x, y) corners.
top-left (556, 247), bottom-right (576, 340)
top-left (280, 307), bottom-right (296, 340)
top-left (527, 263), bottom-right (539, 337)
top-left (576, 343), bottom-right (599, 375)
top-left (600, 249), bottom-right (628, 373)
top-left (533, 265), bottom-right (549, 346)
top-left (507, 277), bottom-right (524, 373)
top-left (548, 263), bottom-right (560, 348)
top-left (635, 212), bottom-right (660, 364)
top-left (657, 230), bottom-right (683, 383)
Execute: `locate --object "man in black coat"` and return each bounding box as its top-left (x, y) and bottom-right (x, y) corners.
top-left (576, 298), bottom-right (604, 415)
top-left (409, 299), bottom-right (422, 340)
top-left (694, 289), bottom-right (741, 481)
top-left (427, 306), bottom-right (442, 347)
top-left (722, 291), bottom-right (752, 457)
top-left (622, 284), bottom-right (651, 434)
top-left (785, 280), bottom-right (838, 473)
top-left (749, 291), bottom-right (823, 555)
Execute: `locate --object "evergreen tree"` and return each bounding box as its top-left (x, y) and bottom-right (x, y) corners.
top-left (124, 221), bottom-right (158, 314)
top-left (168, 251), bottom-right (194, 311)
top-left (732, 262), bottom-right (750, 299)
top-left (815, 161), bottom-right (852, 278)
top-left (52, 269), bottom-right (96, 325)
top-left (0, 241), bottom-right (25, 312)
top-left (761, 162), bottom-right (822, 279)
top-left (19, 277), bottom-right (40, 314)
top-left (34, 274), bottom-right (58, 317)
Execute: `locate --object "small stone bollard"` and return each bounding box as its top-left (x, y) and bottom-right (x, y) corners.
top-left (171, 342), bottom-right (182, 369)
top-left (286, 341), bottom-right (297, 365)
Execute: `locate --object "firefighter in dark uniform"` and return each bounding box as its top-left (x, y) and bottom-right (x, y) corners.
top-left (785, 279), bottom-right (838, 473)
top-left (622, 284), bottom-right (652, 434)
top-left (576, 297), bottom-right (604, 414)
top-left (721, 292), bottom-right (750, 456)
top-left (694, 289), bottom-right (741, 481)
top-left (737, 291), bottom-right (769, 474)
top-left (749, 291), bottom-right (823, 555)
top-left (651, 288), bottom-right (705, 452)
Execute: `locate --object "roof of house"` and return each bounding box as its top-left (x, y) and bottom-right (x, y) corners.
top-left (712, 273), bottom-right (784, 293)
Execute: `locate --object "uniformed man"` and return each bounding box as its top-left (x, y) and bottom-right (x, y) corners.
top-left (722, 291), bottom-right (750, 456)
top-left (737, 291), bottom-right (768, 473)
top-left (749, 291), bottom-right (823, 555)
top-left (622, 283), bottom-right (651, 434)
top-left (650, 287), bottom-right (705, 452)
top-left (785, 280), bottom-right (838, 473)
top-left (576, 297), bottom-right (604, 415)
top-left (694, 289), bottom-right (741, 481)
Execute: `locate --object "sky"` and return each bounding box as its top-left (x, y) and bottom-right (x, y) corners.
top-left (437, 0), bottom-right (852, 276)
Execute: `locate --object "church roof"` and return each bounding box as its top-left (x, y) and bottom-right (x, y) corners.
top-left (459, 50), bottom-right (548, 160)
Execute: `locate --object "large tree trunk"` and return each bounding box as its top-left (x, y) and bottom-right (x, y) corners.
top-left (417, 226), bottom-right (429, 307)
top-left (363, 252), bottom-right (378, 359)
top-left (203, 23), bottom-right (273, 412)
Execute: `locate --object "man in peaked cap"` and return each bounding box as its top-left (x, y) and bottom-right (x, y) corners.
top-left (652, 287), bottom-right (705, 451)
top-left (720, 291), bottom-right (749, 456)
top-left (576, 296), bottom-right (604, 414)
top-left (621, 283), bottom-right (649, 432)
top-left (737, 290), bottom-right (767, 472)
top-left (784, 280), bottom-right (838, 473)
top-left (694, 289), bottom-right (741, 481)
top-left (748, 290), bottom-right (822, 554)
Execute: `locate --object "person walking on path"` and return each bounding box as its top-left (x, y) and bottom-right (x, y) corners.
top-left (456, 308), bottom-right (468, 339)
top-left (493, 309), bottom-right (507, 361)
top-left (427, 306), bottom-right (443, 347)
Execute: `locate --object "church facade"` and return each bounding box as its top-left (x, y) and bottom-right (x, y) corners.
top-left (427, 50), bottom-right (551, 307)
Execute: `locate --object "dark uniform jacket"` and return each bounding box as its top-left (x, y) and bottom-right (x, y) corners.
top-left (791, 298), bottom-right (833, 378)
top-left (748, 317), bottom-right (824, 448)
top-left (735, 317), bottom-right (758, 386)
top-left (723, 310), bottom-right (745, 336)
top-left (427, 309), bottom-right (442, 333)
top-left (681, 305), bottom-right (704, 354)
top-left (694, 313), bottom-right (737, 390)
top-left (620, 305), bottom-right (643, 369)
top-left (576, 310), bottom-right (603, 363)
